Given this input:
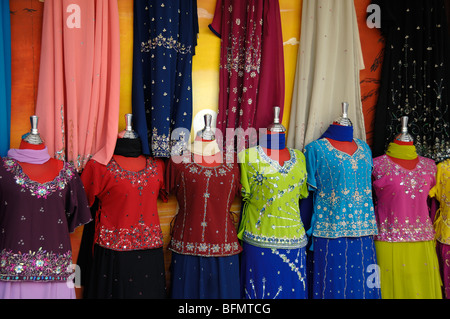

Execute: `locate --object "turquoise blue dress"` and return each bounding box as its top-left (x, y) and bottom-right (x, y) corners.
top-left (0, 1), bottom-right (11, 157)
top-left (132, 0), bottom-right (198, 157)
top-left (304, 138), bottom-right (381, 299)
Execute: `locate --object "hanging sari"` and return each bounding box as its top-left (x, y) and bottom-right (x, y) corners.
top-left (35, 0), bottom-right (121, 171)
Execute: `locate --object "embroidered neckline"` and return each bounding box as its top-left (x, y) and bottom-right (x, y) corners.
top-left (2, 157), bottom-right (75, 199)
top-left (107, 156), bottom-right (158, 186)
top-left (256, 145), bottom-right (297, 174)
top-left (322, 137), bottom-right (362, 157)
top-left (384, 154), bottom-right (422, 172)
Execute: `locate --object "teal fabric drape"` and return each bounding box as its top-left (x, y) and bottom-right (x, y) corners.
top-left (0, 1), bottom-right (11, 157)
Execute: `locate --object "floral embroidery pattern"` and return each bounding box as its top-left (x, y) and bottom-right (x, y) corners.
top-left (107, 156), bottom-right (157, 187)
top-left (0, 248), bottom-right (73, 281)
top-left (141, 33), bottom-right (193, 55)
top-left (3, 158), bottom-right (75, 199)
top-left (97, 221), bottom-right (164, 251)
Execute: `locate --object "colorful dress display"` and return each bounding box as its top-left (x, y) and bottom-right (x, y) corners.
top-left (209, 0), bottom-right (285, 149)
top-left (0, 157), bottom-right (92, 299)
top-left (132, 0), bottom-right (199, 157)
top-left (304, 138), bottom-right (380, 299)
top-left (429, 159), bottom-right (450, 299)
top-left (35, 0), bottom-right (121, 171)
top-left (287, 0), bottom-right (367, 152)
top-left (0, 0), bottom-right (11, 157)
top-left (372, 153), bottom-right (442, 299)
top-left (371, 0), bottom-right (450, 162)
top-left (166, 151), bottom-right (242, 299)
top-left (80, 151), bottom-right (167, 299)
top-left (238, 146), bottom-right (309, 299)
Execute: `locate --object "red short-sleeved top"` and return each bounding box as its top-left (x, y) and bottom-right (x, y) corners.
top-left (166, 152), bottom-right (242, 257)
top-left (81, 156), bottom-right (166, 251)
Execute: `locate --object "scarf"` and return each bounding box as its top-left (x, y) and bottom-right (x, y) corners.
top-left (7, 147), bottom-right (51, 164)
top-left (386, 142), bottom-right (418, 160)
top-left (114, 138), bottom-right (143, 157)
top-left (190, 140), bottom-right (221, 156)
top-left (320, 124), bottom-right (353, 142)
top-left (259, 133), bottom-right (286, 150)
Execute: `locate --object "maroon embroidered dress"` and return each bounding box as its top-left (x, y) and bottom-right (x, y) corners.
top-left (0, 158), bottom-right (92, 282)
top-left (166, 153), bottom-right (242, 257)
top-left (209, 0), bottom-right (285, 149)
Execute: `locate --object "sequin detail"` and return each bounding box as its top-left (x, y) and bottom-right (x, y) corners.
top-left (372, 155), bottom-right (436, 242)
top-left (0, 248), bottom-right (73, 281)
top-left (3, 158), bottom-right (75, 199)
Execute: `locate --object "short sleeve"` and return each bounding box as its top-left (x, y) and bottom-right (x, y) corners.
top-left (304, 142), bottom-right (318, 191)
top-left (156, 158), bottom-right (168, 203)
top-left (165, 157), bottom-right (179, 195)
top-left (429, 163), bottom-right (442, 200)
top-left (208, 0), bottom-right (222, 38)
top-left (81, 160), bottom-right (104, 207)
top-left (238, 150), bottom-right (251, 201)
top-left (66, 169), bottom-right (93, 233)
top-left (296, 150), bottom-right (309, 200)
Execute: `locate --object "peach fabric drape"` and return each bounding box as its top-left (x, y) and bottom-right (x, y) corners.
top-left (35, 0), bottom-right (121, 171)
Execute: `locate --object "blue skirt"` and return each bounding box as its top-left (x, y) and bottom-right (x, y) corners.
top-left (311, 236), bottom-right (381, 299)
top-left (170, 252), bottom-right (240, 299)
top-left (240, 242), bottom-right (308, 299)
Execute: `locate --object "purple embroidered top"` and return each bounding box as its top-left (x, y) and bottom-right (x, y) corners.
top-left (0, 158), bottom-right (92, 282)
top-left (372, 155), bottom-right (436, 242)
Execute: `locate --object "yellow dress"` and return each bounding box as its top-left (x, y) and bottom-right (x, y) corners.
top-left (429, 159), bottom-right (450, 298)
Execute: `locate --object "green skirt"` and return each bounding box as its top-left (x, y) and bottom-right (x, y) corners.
top-left (375, 240), bottom-right (442, 299)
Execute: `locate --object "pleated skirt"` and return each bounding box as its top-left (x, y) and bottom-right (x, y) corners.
top-left (375, 240), bottom-right (442, 299)
top-left (311, 236), bottom-right (381, 299)
top-left (170, 252), bottom-right (240, 299)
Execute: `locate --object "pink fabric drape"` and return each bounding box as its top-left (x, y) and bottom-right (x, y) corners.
top-left (35, 0), bottom-right (120, 171)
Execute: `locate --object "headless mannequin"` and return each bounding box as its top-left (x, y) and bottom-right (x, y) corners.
top-left (386, 139), bottom-right (419, 170)
top-left (325, 122), bottom-right (357, 156)
top-left (17, 140), bottom-right (64, 184)
top-left (261, 131), bottom-right (290, 166)
top-left (193, 135), bottom-right (222, 168)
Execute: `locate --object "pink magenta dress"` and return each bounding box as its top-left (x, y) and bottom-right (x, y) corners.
top-left (372, 155), bottom-right (442, 299)
top-left (35, 0), bottom-right (121, 171)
